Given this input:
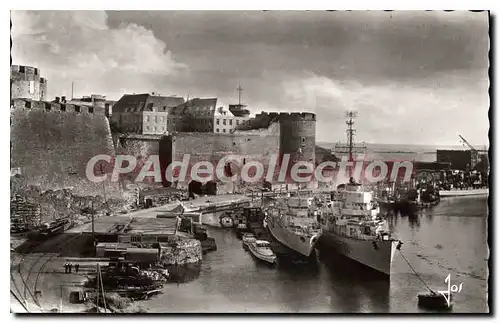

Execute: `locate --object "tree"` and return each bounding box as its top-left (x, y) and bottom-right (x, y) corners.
top-left (109, 119), bottom-right (124, 134)
top-left (179, 112), bottom-right (198, 132)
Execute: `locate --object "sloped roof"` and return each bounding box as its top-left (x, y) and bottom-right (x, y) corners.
top-left (169, 98), bottom-right (218, 115)
top-left (113, 93), bottom-right (185, 113)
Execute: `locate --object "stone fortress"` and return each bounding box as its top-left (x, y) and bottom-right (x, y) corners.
top-left (11, 65), bottom-right (48, 101)
top-left (117, 111), bottom-right (316, 193)
top-left (10, 65), bottom-right (119, 196)
top-left (11, 64), bottom-right (320, 196)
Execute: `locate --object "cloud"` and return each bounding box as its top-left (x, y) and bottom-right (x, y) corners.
top-left (11, 11), bottom-right (188, 100)
top-left (11, 11), bottom-right (489, 146)
top-left (280, 72), bottom-right (489, 146)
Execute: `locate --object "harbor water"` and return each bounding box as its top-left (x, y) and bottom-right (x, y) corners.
top-left (144, 196), bottom-right (488, 313)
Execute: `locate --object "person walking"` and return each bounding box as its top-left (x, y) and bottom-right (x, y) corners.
top-left (75, 263), bottom-right (79, 274)
top-left (64, 262), bottom-right (68, 274)
top-left (68, 262), bottom-right (73, 274)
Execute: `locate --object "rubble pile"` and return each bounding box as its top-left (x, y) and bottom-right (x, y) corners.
top-left (159, 238), bottom-right (202, 266)
top-left (140, 268), bottom-right (170, 283)
top-left (85, 292), bottom-right (148, 313)
top-left (10, 185), bottom-right (130, 225)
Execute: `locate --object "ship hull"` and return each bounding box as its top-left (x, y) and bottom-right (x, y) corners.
top-left (439, 188), bottom-right (488, 197)
top-left (267, 217), bottom-right (319, 257)
top-left (320, 230), bottom-right (397, 276)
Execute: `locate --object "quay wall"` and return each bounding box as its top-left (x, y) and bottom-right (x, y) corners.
top-left (10, 99), bottom-right (120, 196)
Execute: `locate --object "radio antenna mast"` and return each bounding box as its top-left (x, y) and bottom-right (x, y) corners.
top-left (346, 111), bottom-right (357, 163)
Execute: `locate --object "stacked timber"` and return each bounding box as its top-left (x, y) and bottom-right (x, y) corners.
top-left (10, 195), bottom-right (42, 231)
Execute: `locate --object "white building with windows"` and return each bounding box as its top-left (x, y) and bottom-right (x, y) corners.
top-left (168, 98), bottom-right (251, 134)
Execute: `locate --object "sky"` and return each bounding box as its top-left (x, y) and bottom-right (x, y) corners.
top-left (11, 10), bottom-right (489, 146)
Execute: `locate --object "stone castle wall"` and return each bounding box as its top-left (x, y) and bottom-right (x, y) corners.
top-left (11, 65), bottom-right (47, 101)
top-left (110, 112), bottom-right (316, 189)
top-left (115, 134), bottom-right (163, 185)
top-left (279, 112), bottom-right (316, 174)
top-left (10, 99), bottom-right (120, 196)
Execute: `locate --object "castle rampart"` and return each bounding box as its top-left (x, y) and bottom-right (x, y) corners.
top-left (11, 65), bottom-right (48, 101)
top-left (10, 98), bottom-right (118, 196)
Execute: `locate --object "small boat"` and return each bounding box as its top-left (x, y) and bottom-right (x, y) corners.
top-left (219, 213), bottom-right (234, 228)
top-left (418, 291), bottom-right (452, 310)
top-left (248, 240), bottom-right (277, 265)
top-left (234, 220), bottom-right (250, 238)
top-left (242, 233), bottom-right (256, 250)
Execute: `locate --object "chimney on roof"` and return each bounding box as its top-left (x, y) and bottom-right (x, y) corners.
top-left (61, 96), bottom-right (66, 103)
top-left (55, 97), bottom-right (60, 103)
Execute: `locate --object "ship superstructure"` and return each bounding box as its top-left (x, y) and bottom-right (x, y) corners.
top-left (266, 194), bottom-right (322, 257)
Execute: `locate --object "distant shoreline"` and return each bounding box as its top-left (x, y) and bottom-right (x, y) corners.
top-left (318, 142), bottom-right (488, 153)
top-left (371, 150), bottom-right (437, 154)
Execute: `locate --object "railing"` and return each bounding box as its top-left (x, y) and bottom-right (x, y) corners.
top-left (327, 224), bottom-right (377, 241)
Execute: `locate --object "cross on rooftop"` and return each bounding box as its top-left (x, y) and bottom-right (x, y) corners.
top-left (237, 85), bottom-right (244, 105)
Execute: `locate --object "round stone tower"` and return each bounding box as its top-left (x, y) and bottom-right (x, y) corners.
top-left (11, 65), bottom-right (47, 101)
top-left (39, 77), bottom-right (48, 101)
top-left (278, 112), bottom-right (316, 184)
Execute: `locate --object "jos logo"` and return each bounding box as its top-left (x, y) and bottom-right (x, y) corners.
top-left (438, 273), bottom-right (464, 307)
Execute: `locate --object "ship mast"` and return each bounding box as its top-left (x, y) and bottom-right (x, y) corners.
top-left (346, 111), bottom-right (357, 163)
top-left (332, 111), bottom-right (366, 180)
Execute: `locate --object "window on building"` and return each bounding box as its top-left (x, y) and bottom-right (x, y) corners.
top-left (29, 81), bottom-right (35, 94)
top-left (34, 68), bottom-right (38, 75)
top-left (229, 119), bottom-right (233, 126)
top-left (236, 120), bottom-right (239, 125)
top-left (154, 116), bottom-right (158, 122)
top-left (146, 126), bottom-right (150, 131)
top-left (223, 129), bottom-right (226, 133)
top-left (19, 66), bottom-right (25, 73)
top-left (152, 126), bottom-right (156, 132)
top-left (145, 116), bottom-right (149, 122)
top-left (223, 119), bottom-right (226, 125)
top-left (216, 129), bottom-right (219, 133)
top-left (216, 119), bottom-right (220, 125)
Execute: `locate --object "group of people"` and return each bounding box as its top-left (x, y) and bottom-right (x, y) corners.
top-left (63, 262), bottom-right (80, 274)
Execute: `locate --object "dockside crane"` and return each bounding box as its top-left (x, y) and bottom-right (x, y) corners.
top-left (458, 135), bottom-right (477, 152)
top-left (458, 134), bottom-right (483, 170)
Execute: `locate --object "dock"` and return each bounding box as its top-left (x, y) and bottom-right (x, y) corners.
top-left (120, 194), bottom-right (252, 220)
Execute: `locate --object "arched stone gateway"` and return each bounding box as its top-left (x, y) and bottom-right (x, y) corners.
top-left (188, 180), bottom-right (202, 198)
top-left (202, 180), bottom-right (217, 195)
